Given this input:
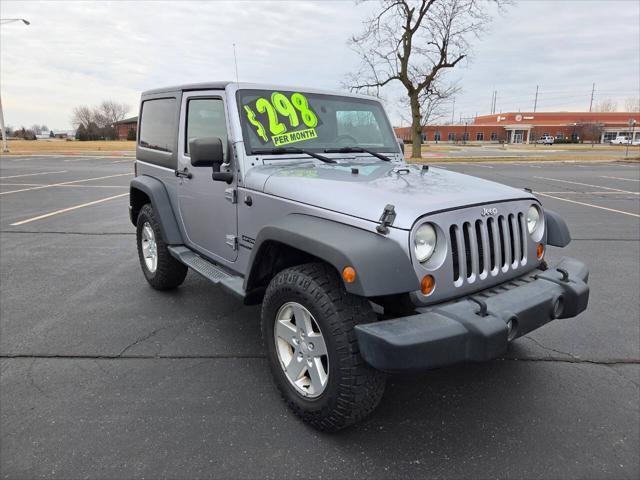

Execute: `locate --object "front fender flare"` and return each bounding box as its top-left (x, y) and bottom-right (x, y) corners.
top-left (544, 209), bottom-right (571, 247)
top-left (129, 175), bottom-right (183, 245)
top-left (246, 214), bottom-right (419, 297)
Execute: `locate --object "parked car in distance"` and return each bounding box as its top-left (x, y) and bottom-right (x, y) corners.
top-left (610, 136), bottom-right (631, 145)
top-left (129, 81), bottom-right (590, 431)
top-left (535, 135), bottom-right (554, 145)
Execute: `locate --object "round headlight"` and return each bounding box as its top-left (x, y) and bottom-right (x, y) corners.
top-left (415, 223), bottom-right (437, 263)
top-left (527, 205), bottom-right (541, 234)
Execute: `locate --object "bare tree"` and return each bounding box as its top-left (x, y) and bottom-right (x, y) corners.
top-left (71, 101), bottom-right (129, 140)
top-left (346, 0), bottom-right (504, 158)
top-left (71, 105), bottom-right (95, 128)
top-left (595, 99), bottom-right (617, 112)
top-left (399, 81), bottom-right (459, 144)
top-left (97, 100), bottom-right (130, 127)
top-left (581, 123), bottom-right (604, 145)
top-left (417, 82), bottom-right (459, 127)
top-left (624, 97), bottom-right (640, 112)
top-left (30, 124), bottom-right (42, 135)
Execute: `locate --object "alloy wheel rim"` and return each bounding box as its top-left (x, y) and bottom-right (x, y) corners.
top-left (141, 222), bottom-right (158, 273)
top-left (274, 302), bottom-right (329, 398)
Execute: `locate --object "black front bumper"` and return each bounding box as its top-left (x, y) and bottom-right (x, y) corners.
top-left (355, 257), bottom-right (589, 372)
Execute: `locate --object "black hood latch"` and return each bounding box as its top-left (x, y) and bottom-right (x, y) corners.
top-left (376, 204), bottom-right (396, 234)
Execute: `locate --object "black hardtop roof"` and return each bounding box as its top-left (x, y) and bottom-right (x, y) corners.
top-left (141, 81), bottom-right (233, 96)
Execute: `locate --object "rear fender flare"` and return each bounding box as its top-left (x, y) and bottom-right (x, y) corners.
top-left (130, 175), bottom-right (183, 245)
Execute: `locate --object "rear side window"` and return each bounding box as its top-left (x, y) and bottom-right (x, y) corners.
top-left (139, 98), bottom-right (177, 153)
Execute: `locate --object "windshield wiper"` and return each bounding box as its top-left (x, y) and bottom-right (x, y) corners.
top-left (252, 147), bottom-right (336, 164)
top-left (323, 146), bottom-right (391, 162)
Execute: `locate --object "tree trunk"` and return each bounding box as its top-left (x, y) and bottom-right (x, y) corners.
top-left (410, 93), bottom-right (422, 159)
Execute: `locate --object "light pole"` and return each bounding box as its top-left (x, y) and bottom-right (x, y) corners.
top-left (0, 18), bottom-right (30, 153)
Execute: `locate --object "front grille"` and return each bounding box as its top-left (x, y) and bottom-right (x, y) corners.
top-left (449, 213), bottom-right (527, 286)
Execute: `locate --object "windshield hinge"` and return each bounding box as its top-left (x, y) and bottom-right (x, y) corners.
top-left (376, 204), bottom-right (396, 234)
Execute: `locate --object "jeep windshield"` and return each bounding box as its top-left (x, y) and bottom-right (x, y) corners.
top-left (237, 89), bottom-right (399, 156)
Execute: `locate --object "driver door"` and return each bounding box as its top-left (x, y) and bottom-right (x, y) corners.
top-left (177, 92), bottom-right (238, 263)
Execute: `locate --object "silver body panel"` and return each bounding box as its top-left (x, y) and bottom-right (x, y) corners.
top-left (135, 82), bottom-right (544, 306)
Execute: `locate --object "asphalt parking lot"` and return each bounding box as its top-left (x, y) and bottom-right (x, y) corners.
top-left (1, 155), bottom-right (638, 479)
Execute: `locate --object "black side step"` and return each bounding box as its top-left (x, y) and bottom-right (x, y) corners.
top-left (168, 246), bottom-right (245, 299)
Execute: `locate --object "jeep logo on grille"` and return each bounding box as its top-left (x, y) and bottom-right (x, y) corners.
top-left (481, 207), bottom-right (497, 216)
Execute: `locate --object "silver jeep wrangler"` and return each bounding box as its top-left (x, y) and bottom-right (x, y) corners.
top-left (129, 82), bottom-right (589, 431)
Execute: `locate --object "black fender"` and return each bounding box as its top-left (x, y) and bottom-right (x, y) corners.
top-left (129, 176), bottom-right (183, 245)
top-left (245, 214), bottom-right (420, 297)
top-left (544, 209), bottom-right (571, 247)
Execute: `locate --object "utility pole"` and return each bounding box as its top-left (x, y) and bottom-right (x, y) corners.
top-left (493, 91), bottom-right (497, 116)
top-left (589, 83), bottom-right (595, 112)
top-left (451, 97), bottom-right (455, 124)
top-left (533, 85), bottom-right (539, 113)
top-left (490, 91), bottom-right (495, 114)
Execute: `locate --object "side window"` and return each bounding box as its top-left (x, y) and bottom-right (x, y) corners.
top-left (139, 98), bottom-right (177, 153)
top-left (185, 98), bottom-right (228, 158)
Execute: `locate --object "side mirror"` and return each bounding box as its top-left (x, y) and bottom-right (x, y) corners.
top-left (396, 137), bottom-right (405, 154)
top-left (189, 137), bottom-right (224, 168)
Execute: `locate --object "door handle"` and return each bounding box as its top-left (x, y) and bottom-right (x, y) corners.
top-left (175, 168), bottom-right (192, 179)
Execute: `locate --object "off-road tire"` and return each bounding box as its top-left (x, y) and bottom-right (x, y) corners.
top-left (136, 204), bottom-right (187, 290)
top-left (261, 262), bottom-right (386, 432)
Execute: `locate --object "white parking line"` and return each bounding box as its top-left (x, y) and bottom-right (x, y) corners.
top-left (1, 183), bottom-right (128, 189)
top-left (0, 170), bottom-right (68, 179)
top-left (537, 191), bottom-right (636, 195)
top-left (534, 176), bottom-right (639, 195)
top-left (9, 193), bottom-right (129, 226)
top-left (535, 192), bottom-right (640, 218)
top-left (63, 156), bottom-right (132, 162)
top-left (599, 175), bottom-right (639, 182)
top-left (0, 173), bottom-right (132, 195)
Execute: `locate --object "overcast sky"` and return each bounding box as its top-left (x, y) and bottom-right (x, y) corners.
top-left (1, 0), bottom-right (638, 130)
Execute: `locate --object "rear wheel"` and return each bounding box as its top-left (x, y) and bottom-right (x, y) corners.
top-left (136, 204), bottom-right (187, 290)
top-left (261, 262), bottom-right (386, 432)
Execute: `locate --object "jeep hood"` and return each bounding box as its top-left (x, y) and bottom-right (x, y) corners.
top-left (245, 161), bottom-right (535, 230)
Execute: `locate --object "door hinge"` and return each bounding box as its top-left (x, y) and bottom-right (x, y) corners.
top-left (225, 235), bottom-right (238, 250)
top-left (225, 188), bottom-right (237, 204)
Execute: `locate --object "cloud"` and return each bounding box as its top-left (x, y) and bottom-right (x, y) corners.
top-left (0, 0), bottom-right (638, 130)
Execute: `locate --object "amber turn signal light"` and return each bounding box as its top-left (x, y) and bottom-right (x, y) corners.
top-left (421, 275), bottom-right (435, 296)
top-left (342, 266), bottom-right (357, 283)
top-left (537, 243), bottom-right (545, 259)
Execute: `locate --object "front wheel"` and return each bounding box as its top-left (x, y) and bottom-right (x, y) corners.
top-left (261, 263), bottom-right (386, 432)
top-left (136, 204), bottom-right (188, 290)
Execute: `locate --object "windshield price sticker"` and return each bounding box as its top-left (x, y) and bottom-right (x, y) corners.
top-left (243, 92), bottom-right (320, 146)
